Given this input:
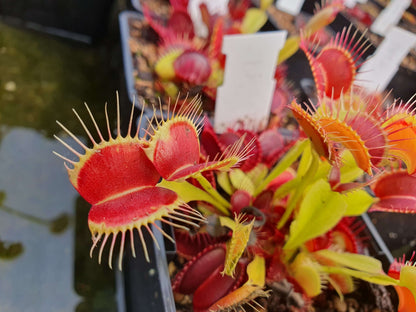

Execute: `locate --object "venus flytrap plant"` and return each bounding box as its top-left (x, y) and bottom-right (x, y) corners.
top-left (277, 0), bottom-right (345, 64)
top-left (55, 22), bottom-right (416, 311)
top-left (54, 95), bottom-right (251, 270)
top-left (389, 254), bottom-right (416, 312)
top-left (142, 0), bottom-right (272, 103)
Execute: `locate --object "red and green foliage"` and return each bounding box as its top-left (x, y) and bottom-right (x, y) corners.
top-left (55, 5), bottom-right (416, 311)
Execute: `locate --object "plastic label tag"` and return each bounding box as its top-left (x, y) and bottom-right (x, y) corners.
top-left (214, 31), bottom-right (287, 133)
top-left (370, 0), bottom-right (411, 36)
top-left (344, 0), bottom-right (368, 8)
top-left (275, 0), bottom-right (305, 16)
top-left (356, 26), bottom-right (416, 92)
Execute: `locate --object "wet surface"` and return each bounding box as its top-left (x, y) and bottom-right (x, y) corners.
top-left (0, 20), bottom-right (122, 312)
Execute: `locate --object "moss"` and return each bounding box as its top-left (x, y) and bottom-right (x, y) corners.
top-left (0, 22), bottom-right (117, 138)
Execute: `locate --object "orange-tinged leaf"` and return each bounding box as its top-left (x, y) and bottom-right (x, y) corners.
top-left (395, 285), bottom-right (416, 312)
top-left (303, 1), bottom-right (344, 35)
top-left (318, 117), bottom-right (372, 174)
top-left (289, 100), bottom-right (336, 162)
top-left (314, 98), bottom-right (387, 174)
top-left (383, 113), bottom-right (416, 174)
top-left (398, 265), bottom-right (416, 306)
top-left (328, 273), bottom-right (355, 295)
top-left (208, 284), bottom-right (268, 312)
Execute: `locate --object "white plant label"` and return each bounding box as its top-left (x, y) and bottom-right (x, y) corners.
top-left (370, 0), bottom-right (411, 36)
top-left (214, 31), bottom-right (287, 133)
top-left (356, 27), bottom-right (416, 92)
top-left (188, 0), bottom-right (228, 38)
top-left (275, 0), bottom-right (305, 16)
top-left (343, 0), bottom-right (357, 8)
top-left (344, 0), bottom-right (368, 8)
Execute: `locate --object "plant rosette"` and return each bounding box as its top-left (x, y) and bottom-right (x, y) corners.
top-left (56, 10), bottom-right (416, 312)
top-left (125, 0), bottom-right (271, 112)
top-left (54, 90), bottom-right (416, 311)
top-left (125, 0), bottom-right (346, 117)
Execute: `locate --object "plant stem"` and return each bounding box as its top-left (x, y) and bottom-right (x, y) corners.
top-left (195, 173), bottom-right (231, 216)
top-left (254, 139), bottom-right (308, 197)
top-left (278, 143), bottom-right (318, 229)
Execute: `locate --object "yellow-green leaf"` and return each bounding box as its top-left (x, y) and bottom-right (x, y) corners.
top-left (255, 139), bottom-right (308, 196)
top-left (229, 169), bottom-right (255, 195)
top-left (260, 0), bottom-right (273, 10)
top-left (277, 144), bottom-right (319, 229)
top-left (158, 179), bottom-right (216, 205)
top-left (291, 252), bottom-right (323, 297)
top-left (217, 171), bottom-right (234, 195)
top-left (284, 179), bottom-right (347, 250)
top-left (154, 50), bottom-right (183, 80)
top-left (314, 250), bottom-right (383, 274)
top-left (343, 189), bottom-right (375, 216)
top-left (321, 266), bottom-right (399, 286)
top-left (219, 216), bottom-right (236, 231)
top-left (246, 163), bottom-right (268, 187)
top-left (297, 139), bottom-right (313, 177)
top-left (158, 80), bottom-right (179, 98)
top-left (340, 150), bottom-right (364, 183)
top-left (222, 215), bottom-right (254, 277)
top-left (247, 255), bottom-right (266, 286)
top-left (278, 35), bottom-right (300, 64)
top-left (241, 8), bottom-right (268, 34)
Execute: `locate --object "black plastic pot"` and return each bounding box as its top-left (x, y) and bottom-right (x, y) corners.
top-left (123, 222), bottom-right (176, 312)
top-left (118, 11), bottom-right (150, 115)
top-left (0, 0), bottom-right (115, 44)
top-left (130, 0), bottom-right (142, 12)
top-left (118, 20), bottom-right (176, 306)
top-left (118, 10), bottom-right (175, 124)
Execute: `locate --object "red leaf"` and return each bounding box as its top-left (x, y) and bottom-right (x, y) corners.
top-left (371, 169), bottom-right (416, 213)
top-left (174, 50), bottom-right (212, 85)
